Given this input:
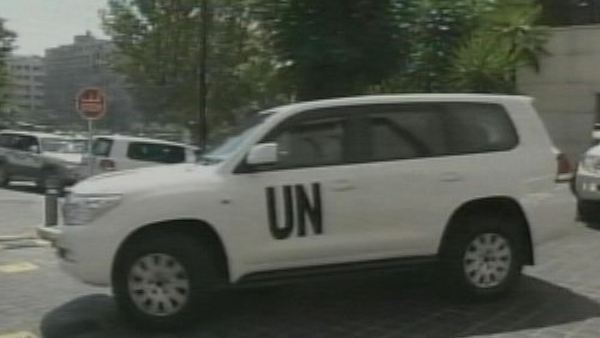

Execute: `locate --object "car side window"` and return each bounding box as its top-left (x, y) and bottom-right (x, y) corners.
top-left (367, 106), bottom-right (446, 161)
top-left (13, 135), bottom-right (39, 152)
top-left (256, 116), bottom-right (348, 171)
top-left (444, 103), bottom-right (518, 154)
top-left (127, 142), bottom-right (186, 164)
top-left (92, 138), bottom-right (113, 157)
top-left (0, 134), bottom-right (12, 148)
top-left (364, 103), bottom-right (518, 162)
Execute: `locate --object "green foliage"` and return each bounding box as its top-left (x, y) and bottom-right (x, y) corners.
top-left (392, 0), bottom-right (496, 92)
top-left (103, 0), bottom-right (286, 131)
top-left (448, 1), bottom-right (548, 93)
top-left (255, 0), bottom-right (406, 100)
top-left (448, 33), bottom-right (516, 93)
top-left (103, 0), bottom-right (550, 129)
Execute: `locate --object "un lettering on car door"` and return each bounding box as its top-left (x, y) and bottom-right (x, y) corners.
top-left (266, 183), bottom-right (323, 240)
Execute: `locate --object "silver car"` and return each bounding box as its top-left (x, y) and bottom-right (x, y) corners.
top-left (0, 130), bottom-right (84, 190)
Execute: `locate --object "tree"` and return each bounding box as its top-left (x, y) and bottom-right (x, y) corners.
top-left (390, 0), bottom-right (497, 92)
top-left (255, 0), bottom-right (406, 100)
top-left (448, 1), bottom-right (548, 93)
top-left (102, 0), bottom-right (286, 136)
top-left (0, 18), bottom-right (16, 117)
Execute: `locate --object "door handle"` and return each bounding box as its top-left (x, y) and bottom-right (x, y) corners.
top-left (440, 172), bottom-right (463, 183)
top-left (330, 179), bottom-right (355, 191)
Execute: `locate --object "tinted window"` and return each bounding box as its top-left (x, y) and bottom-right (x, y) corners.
top-left (369, 107), bottom-right (447, 161)
top-left (13, 135), bottom-right (39, 152)
top-left (127, 142), bottom-right (186, 164)
top-left (271, 118), bottom-right (347, 169)
top-left (0, 134), bottom-right (14, 148)
top-left (444, 103), bottom-right (518, 154)
top-left (92, 138), bottom-right (113, 156)
top-left (366, 103), bottom-right (517, 162)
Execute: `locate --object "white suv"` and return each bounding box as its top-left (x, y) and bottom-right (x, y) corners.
top-left (82, 135), bottom-right (197, 177)
top-left (39, 94), bottom-right (575, 328)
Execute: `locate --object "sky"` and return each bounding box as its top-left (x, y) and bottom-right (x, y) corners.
top-left (0, 0), bottom-right (109, 56)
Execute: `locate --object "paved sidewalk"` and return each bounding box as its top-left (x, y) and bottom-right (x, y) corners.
top-left (0, 188), bottom-right (43, 237)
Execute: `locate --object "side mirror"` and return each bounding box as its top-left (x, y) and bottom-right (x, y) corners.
top-left (28, 145), bottom-right (40, 153)
top-left (246, 143), bottom-right (278, 166)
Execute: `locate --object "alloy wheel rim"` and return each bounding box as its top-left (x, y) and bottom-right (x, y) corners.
top-left (128, 253), bottom-right (191, 316)
top-left (463, 233), bottom-right (512, 289)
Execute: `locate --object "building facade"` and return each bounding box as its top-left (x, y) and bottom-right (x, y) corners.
top-left (517, 24), bottom-right (600, 159)
top-left (44, 31), bottom-right (137, 130)
top-left (1, 55), bottom-right (45, 120)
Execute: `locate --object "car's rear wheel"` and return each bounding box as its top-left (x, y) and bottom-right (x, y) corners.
top-left (440, 214), bottom-right (523, 299)
top-left (0, 165), bottom-right (9, 187)
top-left (112, 233), bottom-right (220, 330)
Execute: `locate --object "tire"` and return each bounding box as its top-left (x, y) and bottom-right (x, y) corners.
top-left (577, 199), bottom-right (600, 224)
top-left (439, 213), bottom-right (524, 300)
top-left (112, 233), bottom-right (221, 330)
top-left (0, 165), bottom-right (8, 187)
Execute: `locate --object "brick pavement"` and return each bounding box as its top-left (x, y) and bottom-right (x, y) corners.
top-left (3, 222), bottom-right (600, 337)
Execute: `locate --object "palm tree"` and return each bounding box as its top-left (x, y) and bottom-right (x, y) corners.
top-left (486, 3), bottom-right (549, 87)
top-left (448, 1), bottom-right (549, 93)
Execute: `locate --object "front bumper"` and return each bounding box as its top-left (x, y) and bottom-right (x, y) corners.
top-left (37, 225), bottom-right (61, 242)
top-left (36, 224), bottom-right (115, 287)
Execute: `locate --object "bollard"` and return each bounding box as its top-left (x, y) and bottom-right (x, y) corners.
top-left (44, 179), bottom-right (60, 227)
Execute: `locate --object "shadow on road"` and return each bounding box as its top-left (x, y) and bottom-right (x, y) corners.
top-left (40, 274), bottom-right (600, 338)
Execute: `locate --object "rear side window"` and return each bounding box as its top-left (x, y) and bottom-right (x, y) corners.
top-left (92, 138), bottom-right (113, 156)
top-left (365, 102), bottom-right (518, 162)
top-left (444, 103), bottom-right (518, 154)
top-left (127, 142), bottom-right (186, 164)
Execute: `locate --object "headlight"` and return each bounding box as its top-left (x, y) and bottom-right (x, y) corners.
top-left (580, 155), bottom-right (600, 175)
top-left (63, 193), bottom-right (123, 225)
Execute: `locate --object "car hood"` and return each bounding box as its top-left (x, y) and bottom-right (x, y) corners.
top-left (71, 163), bottom-right (220, 194)
top-left (44, 152), bottom-right (83, 165)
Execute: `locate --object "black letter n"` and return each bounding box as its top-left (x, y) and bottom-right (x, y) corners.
top-left (295, 183), bottom-right (322, 237)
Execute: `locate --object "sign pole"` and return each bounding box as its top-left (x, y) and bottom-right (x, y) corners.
top-left (76, 87), bottom-right (106, 178)
top-left (88, 119), bottom-right (94, 177)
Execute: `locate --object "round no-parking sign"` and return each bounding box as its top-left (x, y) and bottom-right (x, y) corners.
top-left (76, 87), bottom-right (106, 120)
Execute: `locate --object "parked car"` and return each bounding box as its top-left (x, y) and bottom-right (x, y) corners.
top-left (574, 143), bottom-right (600, 221)
top-left (0, 130), bottom-right (84, 189)
top-left (81, 135), bottom-right (197, 177)
top-left (39, 94), bottom-right (575, 328)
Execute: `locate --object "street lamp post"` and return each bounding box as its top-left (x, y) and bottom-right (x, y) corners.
top-left (198, 0), bottom-right (210, 150)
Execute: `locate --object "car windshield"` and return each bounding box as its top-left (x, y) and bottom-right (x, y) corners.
top-left (197, 112), bottom-right (272, 165)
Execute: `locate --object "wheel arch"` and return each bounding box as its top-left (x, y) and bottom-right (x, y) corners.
top-left (438, 196), bottom-right (534, 265)
top-left (111, 219), bottom-right (230, 284)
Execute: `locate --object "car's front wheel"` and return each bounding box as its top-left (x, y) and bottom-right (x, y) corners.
top-left (440, 214), bottom-right (524, 299)
top-left (112, 233), bottom-right (220, 329)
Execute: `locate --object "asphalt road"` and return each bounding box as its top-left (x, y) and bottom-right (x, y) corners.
top-left (2, 186), bottom-right (600, 337)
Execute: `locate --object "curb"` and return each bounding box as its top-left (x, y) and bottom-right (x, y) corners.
top-left (0, 234), bottom-right (37, 242)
